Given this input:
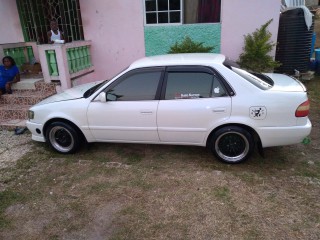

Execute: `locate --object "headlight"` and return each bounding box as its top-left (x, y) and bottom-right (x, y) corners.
top-left (28, 110), bottom-right (34, 120)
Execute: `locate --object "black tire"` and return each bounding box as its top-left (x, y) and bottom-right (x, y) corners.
top-left (209, 126), bottom-right (254, 164)
top-left (46, 122), bottom-right (81, 154)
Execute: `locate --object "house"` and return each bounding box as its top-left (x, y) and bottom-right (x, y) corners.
top-left (0, 0), bottom-right (280, 90)
top-left (0, 0), bottom-right (281, 128)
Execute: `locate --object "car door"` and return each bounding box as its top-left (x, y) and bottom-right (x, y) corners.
top-left (87, 67), bottom-right (164, 142)
top-left (157, 66), bottom-right (232, 144)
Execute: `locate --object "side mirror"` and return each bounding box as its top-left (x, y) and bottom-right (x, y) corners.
top-left (106, 93), bottom-right (117, 101)
top-left (98, 92), bottom-right (106, 103)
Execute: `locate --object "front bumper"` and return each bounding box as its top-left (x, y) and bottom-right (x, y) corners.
top-left (26, 121), bottom-right (46, 142)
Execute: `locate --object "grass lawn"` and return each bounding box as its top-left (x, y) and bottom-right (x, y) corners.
top-left (0, 78), bottom-right (319, 240)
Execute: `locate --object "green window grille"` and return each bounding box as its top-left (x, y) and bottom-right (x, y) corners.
top-left (3, 47), bottom-right (35, 69)
top-left (16, 0), bottom-right (84, 44)
top-left (67, 46), bottom-right (92, 73)
top-left (27, 46), bottom-right (35, 61)
top-left (46, 50), bottom-right (59, 76)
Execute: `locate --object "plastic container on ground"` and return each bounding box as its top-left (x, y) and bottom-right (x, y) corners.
top-left (275, 8), bottom-right (314, 75)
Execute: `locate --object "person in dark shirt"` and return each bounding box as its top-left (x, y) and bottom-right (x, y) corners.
top-left (0, 56), bottom-right (20, 98)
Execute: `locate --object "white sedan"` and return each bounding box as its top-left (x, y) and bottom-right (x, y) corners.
top-left (26, 54), bottom-right (312, 163)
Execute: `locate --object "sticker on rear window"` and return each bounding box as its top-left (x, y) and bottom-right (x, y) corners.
top-left (214, 87), bottom-right (220, 94)
top-left (250, 106), bottom-right (267, 120)
top-left (175, 93), bottom-right (200, 99)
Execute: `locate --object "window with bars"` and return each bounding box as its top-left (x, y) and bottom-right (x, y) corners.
top-left (145, 0), bottom-right (182, 24)
top-left (16, 0), bottom-right (84, 44)
top-left (144, 0), bottom-right (221, 25)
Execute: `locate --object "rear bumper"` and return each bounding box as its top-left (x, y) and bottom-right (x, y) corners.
top-left (257, 119), bottom-right (312, 147)
top-left (26, 121), bottom-right (45, 142)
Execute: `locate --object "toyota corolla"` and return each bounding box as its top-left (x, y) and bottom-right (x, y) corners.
top-left (26, 54), bottom-right (312, 163)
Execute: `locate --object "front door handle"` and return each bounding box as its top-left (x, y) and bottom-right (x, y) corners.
top-left (212, 108), bottom-right (226, 113)
top-left (140, 110), bottom-right (153, 115)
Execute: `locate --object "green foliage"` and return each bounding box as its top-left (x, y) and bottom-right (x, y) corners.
top-left (168, 36), bottom-right (214, 53)
top-left (238, 19), bottom-right (281, 72)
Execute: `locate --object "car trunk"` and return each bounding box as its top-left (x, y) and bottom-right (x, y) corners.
top-left (263, 73), bottom-right (307, 92)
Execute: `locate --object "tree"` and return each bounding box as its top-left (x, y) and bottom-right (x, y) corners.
top-left (237, 19), bottom-right (281, 72)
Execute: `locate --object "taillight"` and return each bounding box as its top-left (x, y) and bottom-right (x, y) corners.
top-left (295, 100), bottom-right (310, 117)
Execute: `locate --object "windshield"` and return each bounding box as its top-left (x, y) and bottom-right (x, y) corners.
top-left (83, 81), bottom-right (106, 98)
top-left (83, 66), bottom-right (130, 98)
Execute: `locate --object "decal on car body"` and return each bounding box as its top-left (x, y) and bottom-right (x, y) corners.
top-left (250, 106), bottom-right (267, 120)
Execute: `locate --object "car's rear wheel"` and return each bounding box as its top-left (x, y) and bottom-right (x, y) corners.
top-left (46, 122), bottom-right (81, 154)
top-left (210, 126), bottom-right (254, 164)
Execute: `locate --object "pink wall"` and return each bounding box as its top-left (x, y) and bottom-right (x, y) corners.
top-left (79, 0), bottom-right (146, 81)
top-left (0, 0), bottom-right (281, 83)
top-left (221, 0), bottom-right (280, 62)
top-left (0, 0), bottom-right (24, 44)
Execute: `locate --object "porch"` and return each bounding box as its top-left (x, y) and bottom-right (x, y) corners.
top-left (0, 40), bottom-right (94, 129)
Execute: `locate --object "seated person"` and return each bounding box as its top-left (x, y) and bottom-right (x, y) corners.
top-left (47, 20), bottom-right (65, 44)
top-left (0, 56), bottom-right (20, 98)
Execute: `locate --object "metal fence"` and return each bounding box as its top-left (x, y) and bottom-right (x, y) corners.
top-left (16, 0), bottom-right (84, 44)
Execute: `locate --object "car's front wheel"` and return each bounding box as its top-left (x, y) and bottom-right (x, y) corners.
top-left (46, 122), bottom-right (81, 154)
top-left (210, 126), bottom-right (254, 164)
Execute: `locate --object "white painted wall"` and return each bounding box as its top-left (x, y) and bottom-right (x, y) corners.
top-left (221, 0), bottom-right (281, 62)
top-left (0, 0), bottom-right (24, 44)
top-left (79, 0), bottom-right (146, 81)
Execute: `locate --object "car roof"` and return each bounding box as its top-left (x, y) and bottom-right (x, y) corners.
top-left (129, 53), bottom-right (226, 69)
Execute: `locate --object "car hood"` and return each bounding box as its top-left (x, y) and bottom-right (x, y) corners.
top-left (264, 73), bottom-right (306, 92)
top-left (36, 81), bottom-right (102, 105)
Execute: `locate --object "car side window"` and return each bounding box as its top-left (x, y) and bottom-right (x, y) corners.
top-left (165, 71), bottom-right (227, 100)
top-left (211, 75), bottom-right (227, 97)
top-left (107, 71), bottom-right (162, 101)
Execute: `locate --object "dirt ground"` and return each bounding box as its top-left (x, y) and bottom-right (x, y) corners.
top-left (0, 21), bottom-right (320, 240)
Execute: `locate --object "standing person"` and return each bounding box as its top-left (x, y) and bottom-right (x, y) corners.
top-left (0, 56), bottom-right (20, 98)
top-left (47, 19), bottom-right (65, 44)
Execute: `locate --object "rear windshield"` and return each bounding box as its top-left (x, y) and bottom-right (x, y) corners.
top-left (223, 60), bottom-right (274, 90)
top-left (231, 67), bottom-right (273, 90)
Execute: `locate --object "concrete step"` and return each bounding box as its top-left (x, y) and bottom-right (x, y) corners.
top-left (13, 77), bottom-right (56, 95)
top-left (0, 75), bottom-right (58, 129)
top-left (0, 104), bottom-right (30, 122)
top-left (0, 90), bottom-right (55, 105)
top-left (12, 76), bottom-right (44, 91)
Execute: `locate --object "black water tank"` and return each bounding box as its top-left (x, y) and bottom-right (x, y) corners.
top-left (275, 8), bottom-right (314, 74)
